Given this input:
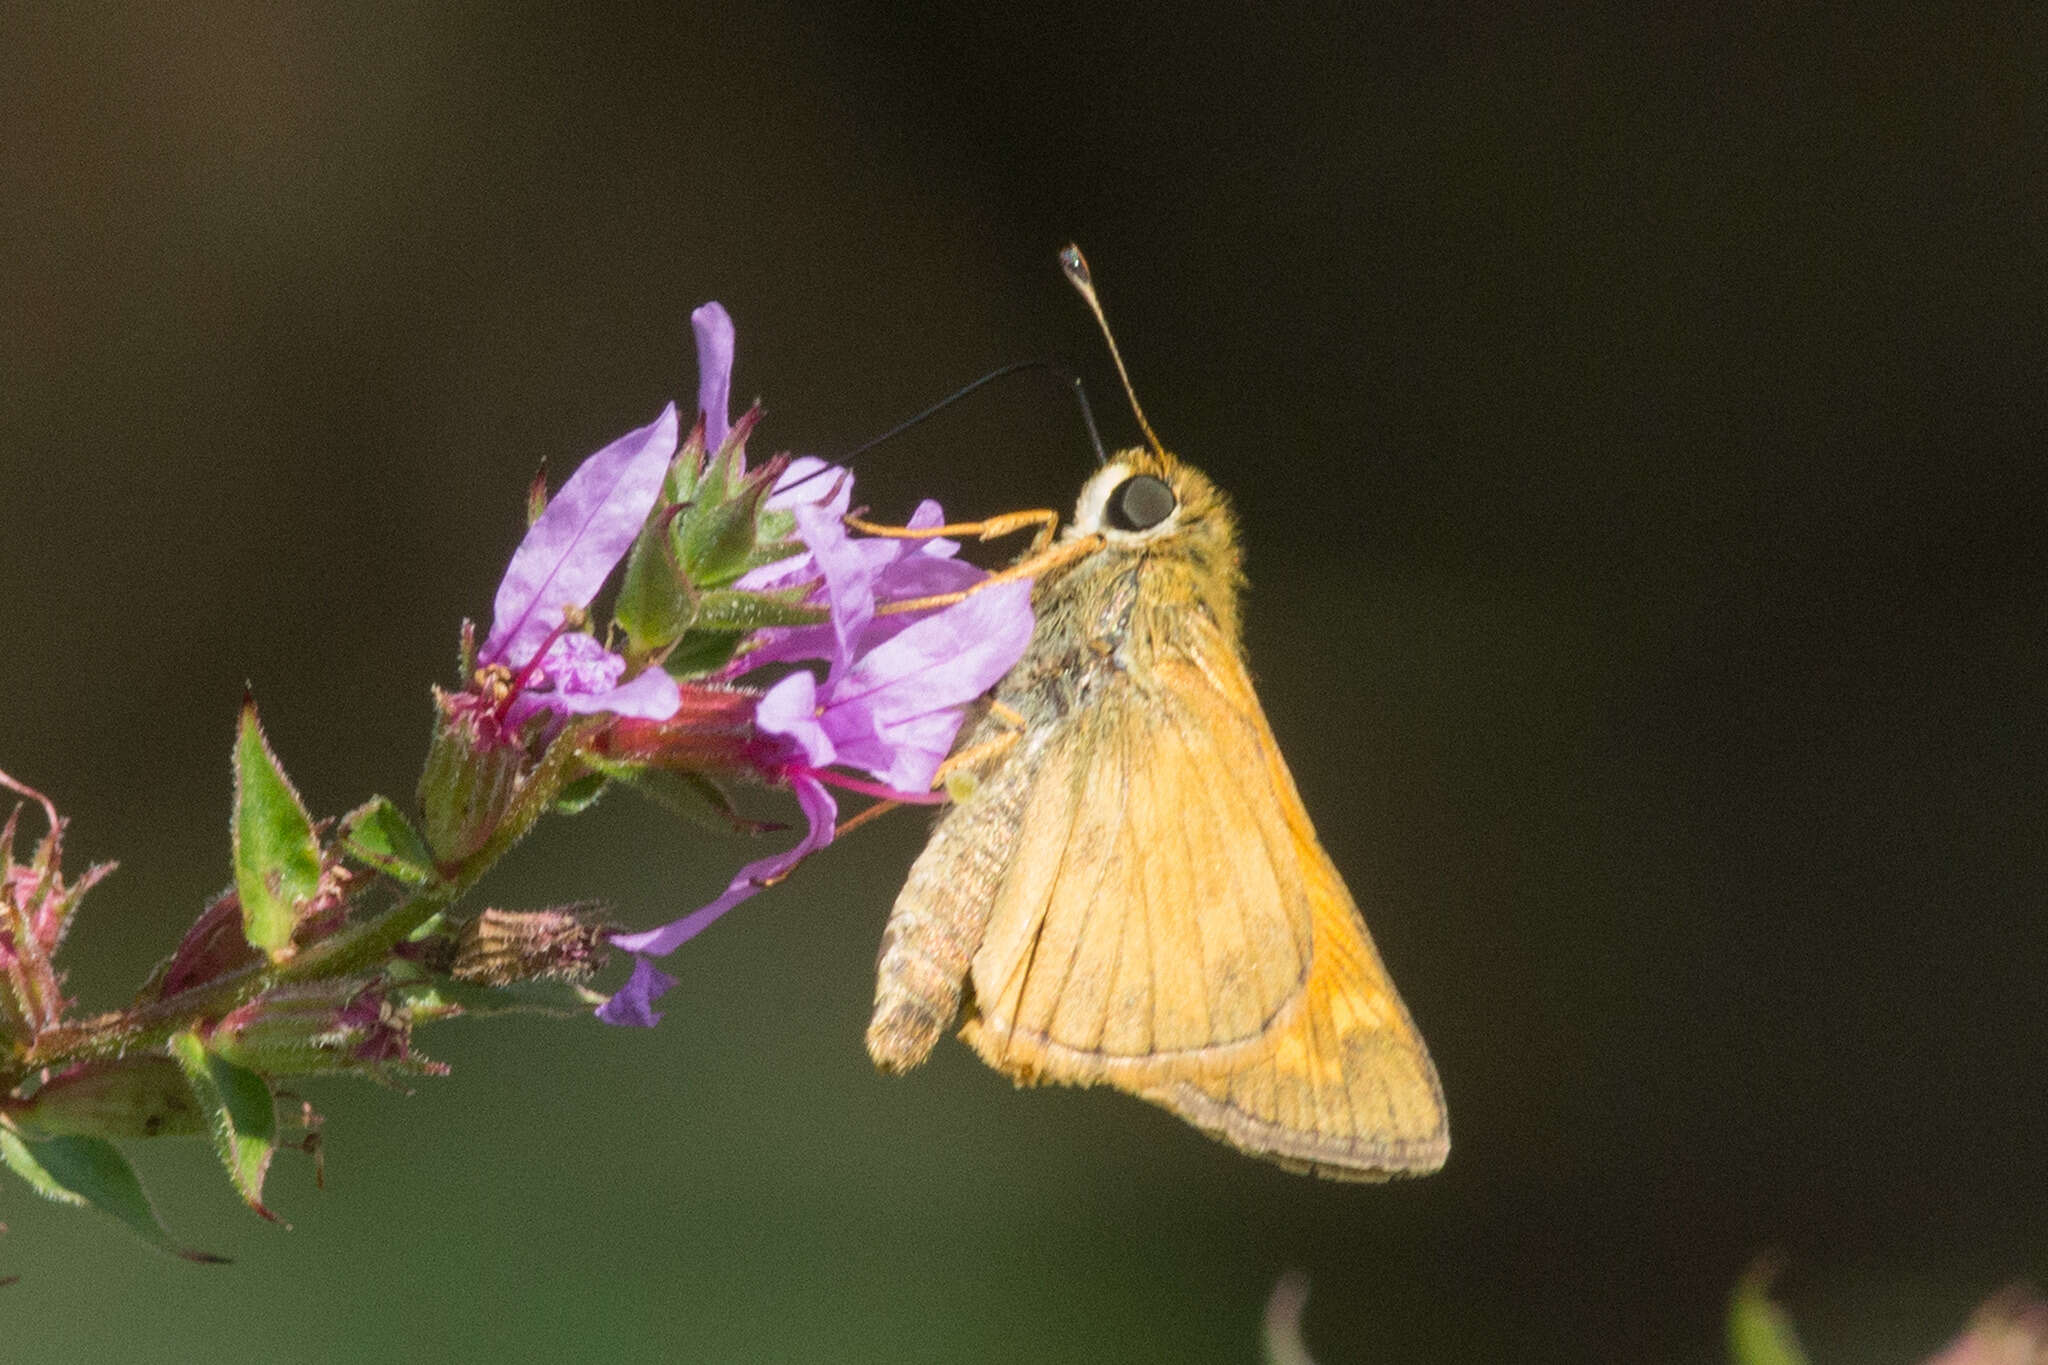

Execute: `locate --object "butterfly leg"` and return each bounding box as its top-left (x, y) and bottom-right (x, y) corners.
top-left (846, 508), bottom-right (1061, 551)
top-left (874, 534), bottom-right (1105, 617)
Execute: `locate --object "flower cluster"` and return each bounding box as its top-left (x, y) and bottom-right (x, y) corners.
top-left (442, 303), bottom-right (1034, 1026)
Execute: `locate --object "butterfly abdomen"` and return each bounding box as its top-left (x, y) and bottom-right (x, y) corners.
top-left (866, 720), bottom-right (1041, 1074)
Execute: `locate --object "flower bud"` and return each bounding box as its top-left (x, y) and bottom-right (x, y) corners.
top-left (418, 693), bottom-right (528, 866)
top-left (208, 981), bottom-right (443, 1080)
top-left (3, 1057), bottom-right (204, 1140)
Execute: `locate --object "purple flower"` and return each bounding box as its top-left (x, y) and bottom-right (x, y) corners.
top-left (601, 555), bottom-right (1031, 1024)
top-left (594, 307), bottom-right (1038, 1027)
top-left (476, 404), bottom-right (683, 726)
top-left (738, 476), bottom-right (986, 680)
top-left (754, 576), bottom-right (1035, 792)
top-left (596, 772), bottom-right (835, 1026)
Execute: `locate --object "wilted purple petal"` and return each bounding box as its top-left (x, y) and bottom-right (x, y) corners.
top-left (606, 773), bottom-right (837, 963)
top-left (692, 302), bottom-right (735, 454)
top-left (595, 956), bottom-right (678, 1027)
top-left (482, 403), bottom-right (680, 668)
top-left (497, 631), bottom-right (682, 726)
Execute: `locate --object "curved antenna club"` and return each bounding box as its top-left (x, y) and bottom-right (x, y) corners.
top-left (1059, 244), bottom-right (1165, 456)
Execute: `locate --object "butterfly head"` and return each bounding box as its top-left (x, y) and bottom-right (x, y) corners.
top-left (1066, 445), bottom-right (1245, 641)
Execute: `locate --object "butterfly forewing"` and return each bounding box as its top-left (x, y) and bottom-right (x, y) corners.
top-left (957, 614), bottom-right (1446, 1178)
top-left (966, 637), bottom-right (1312, 1066)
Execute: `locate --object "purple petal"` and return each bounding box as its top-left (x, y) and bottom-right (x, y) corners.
top-left (482, 404), bottom-right (680, 667)
top-left (825, 705), bottom-right (972, 794)
top-left (792, 501), bottom-right (880, 678)
top-left (538, 632), bottom-right (626, 693)
top-left (754, 671), bottom-right (835, 768)
top-left (607, 773), bottom-right (837, 959)
top-left (734, 459), bottom-right (858, 595)
top-left (692, 302), bottom-right (735, 454)
top-left (765, 456), bottom-right (853, 517)
top-left (822, 578), bottom-right (1036, 791)
top-left (737, 548), bottom-right (990, 675)
top-left (548, 663), bottom-right (682, 720)
top-left (595, 956), bottom-right (678, 1027)
top-left (835, 577), bottom-right (1036, 718)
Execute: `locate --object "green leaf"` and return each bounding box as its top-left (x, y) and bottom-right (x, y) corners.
top-left (1726, 1258), bottom-right (1811, 1365)
top-left (169, 1031), bottom-right (282, 1223)
top-left (339, 795), bottom-right (436, 886)
top-left (231, 697), bottom-right (321, 961)
top-left (0, 1125), bottom-right (227, 1261)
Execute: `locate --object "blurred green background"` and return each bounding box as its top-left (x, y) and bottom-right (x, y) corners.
top-left (1, 4), bottom-right (2042, 1360)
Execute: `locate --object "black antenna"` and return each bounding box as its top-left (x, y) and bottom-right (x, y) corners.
top-left (776, 360), bottom-right (1107, 499)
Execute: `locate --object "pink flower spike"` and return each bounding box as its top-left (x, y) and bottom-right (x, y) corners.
top-left (482, 404), bottom-right (680, 669)
top-left (691, 302), bottom-right (735, 455)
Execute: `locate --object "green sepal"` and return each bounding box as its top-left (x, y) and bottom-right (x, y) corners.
top-left (169, 1030), bottom-right (282, 1223)
top-left (0, 1124), bottom-right (227, 1262)
top-left (680, 475), bottom-right (776, 587)
top-left (662, 630), bottom-right (747, 680)
top-left (690, 587), bottom-right (827, 633)
top-left (748, 504), bottom-right (799, 558)
top-left (231, 697), bottom-right (321, 961)
top-left (1726, 1259), bottom-right (1811, 1365)
top-left (339, 795), bottom-right (436, 886)
top-left (433, 716), bottom-right (606, 881)
top-left (525, 458), bottom-right (550, 527)
top-left (552, 772), bottom-right (609, 815)
top-left (664, 426), bottom-right (708, 504)
top-left (390, 975), bottom-right (606, 1019)
top-left (615, 767), bottom-right (756, 835)
top-left (614, 507), bottom-right (697, 656)
top-left (204, 981), bottom-right (398, 1080)
top-left (5, 1058), bottom-right (204, 1140)
top-left (417, 703), bottom-right (527, 867)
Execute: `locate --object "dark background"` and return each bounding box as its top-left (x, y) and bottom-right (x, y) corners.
top-left (1, 5), bottom-right (2041, 1361)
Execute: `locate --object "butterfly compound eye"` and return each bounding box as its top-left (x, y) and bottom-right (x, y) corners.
top-left (1104, 474), bottom-right (1177, 531)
